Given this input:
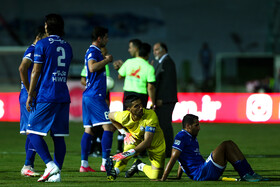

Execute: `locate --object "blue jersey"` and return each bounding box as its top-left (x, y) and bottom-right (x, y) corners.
top-left (19, 44), bottom-right (35, 104)
top-left (172, 130), bottom-right (205, 180)
top-left (34, 35), bottom-right (73, 103)
top-left (83, 45), bottom-right (106, 98)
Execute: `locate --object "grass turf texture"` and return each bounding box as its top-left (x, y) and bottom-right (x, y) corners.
top-left (0, 122), bottom-right (280, 186)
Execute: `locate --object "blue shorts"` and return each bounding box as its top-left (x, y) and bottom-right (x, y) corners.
top-left (27, 103), bottom-right (69, 137)
top-left (82, 96), bottom-right (111, 127)
top-left (20, 102), bottom-right (29, 134)
top-left (194, 153), bottom-right (225, 181)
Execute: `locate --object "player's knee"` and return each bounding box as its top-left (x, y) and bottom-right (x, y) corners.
top-left (222, 140), bottom-right (237, 150)
top-left (222, 140), bottom-right (234, 145)
top-left (102, 124), bottom-right (116, 132)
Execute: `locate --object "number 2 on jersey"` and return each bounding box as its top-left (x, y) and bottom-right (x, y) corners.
top-left (57, 47), bottom-right (66, 67)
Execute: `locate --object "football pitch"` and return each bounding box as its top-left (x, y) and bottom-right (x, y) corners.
top-left (0, 122), bottom-right (280, 186)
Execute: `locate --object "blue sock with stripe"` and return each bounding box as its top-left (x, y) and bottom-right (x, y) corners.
top-left (27, 134), bottom-right (52, 164)
top-left (233, 159), bottom-right (254, 178)
top-left (25, 137), bottom-right (36, 167)
top-left (81, 132), bottom-right (93, 161)
top-left (101, 131), bottom-right (113, 159)
top-left (53, 136), bottom-right (66, 170)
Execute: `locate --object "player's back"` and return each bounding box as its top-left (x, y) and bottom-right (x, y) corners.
top-left (120, 57), bottom-right (155, 94)
top-left (34, 35), bottom-right (73, 103)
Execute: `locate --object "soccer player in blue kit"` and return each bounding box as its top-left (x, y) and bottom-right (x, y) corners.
top-left (19, 26), bottom-right (45, 177)
top-left (79, 27), bottom-right (114, 173)
top-left (161, 114), bottom-right (263, 182)
top-left (26, 14), bottom-right (73, 182)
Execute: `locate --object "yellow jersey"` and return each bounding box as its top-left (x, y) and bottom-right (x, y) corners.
top-left (114, 108), bottom-right (165, 151)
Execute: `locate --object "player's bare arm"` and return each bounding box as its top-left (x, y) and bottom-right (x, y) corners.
top-left (26, 63), bottom-right (42, 112)
top-left (161, 148), bottom-right (181, 181)
top-left (112, 130), bottom-right (154, 161)
top-left (108, 112), bottom-right (123, 130)
top-left (19, 58), bottom-right (32, 92)
top-left (176, 165), bottom-right (183, 179)
top-left (147, 83), bottom-right (156, 109)
top-left (109, 112), bottom-right (135, 145)
top-left (88, 54), bottom-right (113, 72)
top-left (134, 131), bottom-right (154, 153)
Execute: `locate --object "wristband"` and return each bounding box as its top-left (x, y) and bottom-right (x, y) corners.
top-left (118, 128), bottom-right (126, 135)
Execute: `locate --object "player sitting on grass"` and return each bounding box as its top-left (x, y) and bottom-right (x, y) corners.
top-left (161, 114), bottom-right (264, 182)
top-left (105, 95), bottom-right (166, 181)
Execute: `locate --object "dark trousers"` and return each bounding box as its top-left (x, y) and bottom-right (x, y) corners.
top-left (155, 102), bottom-right (176, 158)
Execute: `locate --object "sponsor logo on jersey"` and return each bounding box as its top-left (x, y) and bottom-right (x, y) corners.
top-left (174, 139), bottom-right (181, 145)
top-left (129, 67), bottom-right (141, 79)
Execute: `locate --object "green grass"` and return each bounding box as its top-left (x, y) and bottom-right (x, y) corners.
top-left (0, 122), bottom-right (280, 186)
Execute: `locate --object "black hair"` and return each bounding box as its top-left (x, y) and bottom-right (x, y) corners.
top-left (91, 27), bottom-right (108, 41)
top-left (158, 42), bottom-right (168, 52)
top-left (182, 114), bottom-right (199, 128)
top-left (35, 25), bottom-right (45, 39)
top-left (139, 42), bottom-right (151, 58)
top-left (45, 14), bottom-right (64, 36)
top-left (129, 39), bottom-right (142, 50)
top-left (124, 95), bottom-right (141, 108)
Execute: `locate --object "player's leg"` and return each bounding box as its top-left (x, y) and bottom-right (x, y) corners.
top-left (80, 96), bottom-right (96, 172)
top-left (21, 135), bottom-right (40, 177)
top-left (101, 123), bottom-right (116, 170)
top-left (126, 148), bottom-right (165, 179)
top-left (20, 103), bottom-right (40, 177)
top-left (114, 143), bottom-right (136, 175)
top-left (212, 140), bottom-right (245, 166)
top-left (28, 134), bottom-right (59, 182)
top-left (212, 140), bottom-right (261, 181)
top-left (80, 127), bottom-right (95, 172)
top-left (26, 103), bottom-right (60, 182)
top-left (52, 137), bottom-right (66, 170)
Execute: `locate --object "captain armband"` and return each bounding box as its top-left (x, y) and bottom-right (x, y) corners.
top-left (145, 126), bottom-right (155, 133)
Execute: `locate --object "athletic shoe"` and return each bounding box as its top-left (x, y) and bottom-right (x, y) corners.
top-left (46, 172), bottom-right (61, 182)
top-left (125, 159), bottom-right (142, 178)
top-left (241, 173), bottom-right (261, 182)
top-left (100, 165), bottom-right (106, 172)
top-left (37, 165), bottom-right (60, 182)
top-left (105, 157), bottom-right (116, 181)
top-left (79, 166), bottom-right (96, 172)
top-left (21, 166), bottom-right (40, 177)
top-left (252, 173), bottom-right (263, 180)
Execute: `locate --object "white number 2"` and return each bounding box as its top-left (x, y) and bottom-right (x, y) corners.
top-left (57, 47), bottom-right (66, 67)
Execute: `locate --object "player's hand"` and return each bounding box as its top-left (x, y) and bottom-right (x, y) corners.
top-left (112, 149), bottom-right (136, 161)
top-left (124, 132), bottom-right (136, 145)
top-left (113, 60), bottom-right (123, 70)
top-left (149, 103), bottom-right (156, 110)
top-left (26, 95), bottom-right (34, 112)
top-left (105, 54), bottom-right (113, 63)
top-left (156, 99), bottom-right (163, 107)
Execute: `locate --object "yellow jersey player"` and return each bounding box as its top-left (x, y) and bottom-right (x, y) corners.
top-left (106, 95), bottom-right (165, 180)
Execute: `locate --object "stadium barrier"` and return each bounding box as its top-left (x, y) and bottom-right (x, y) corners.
top-left (0, 81), bottom-right (279, 123)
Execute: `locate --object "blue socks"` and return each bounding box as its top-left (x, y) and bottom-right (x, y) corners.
top-left (233, 159), bottom-right (254, 178)
top-left (27, 134), bottom-right (52, 165)
top-left (101, 131), bottom-right (113, 159)
top-left (53, 137), bottom-right (66, 170)
top-left (81, 132), bottom-right (93, 160)
top-left (25, 136), bottom-right (36, 167)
